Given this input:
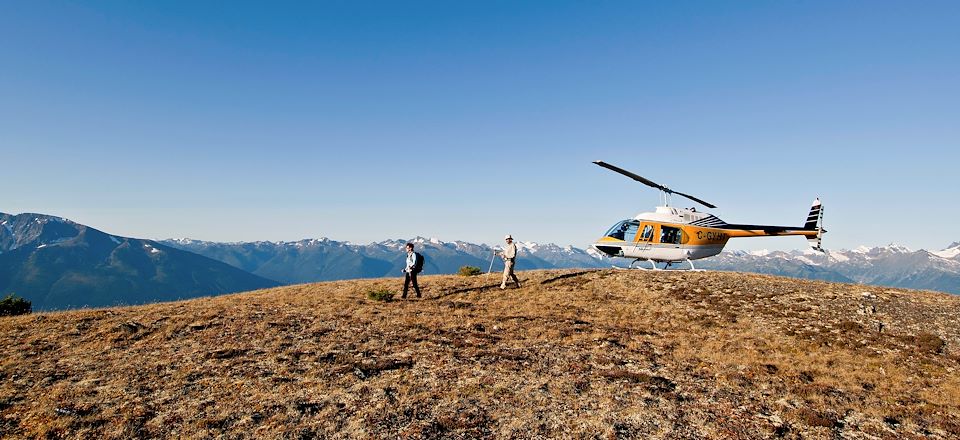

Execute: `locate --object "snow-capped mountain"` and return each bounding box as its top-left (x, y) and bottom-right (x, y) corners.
top-left (933, 242), bottom-right (960, 260)
top-left (0, 214), bottom-right (81, 253)
top-left (162, 236), bottom-right (608, 284)
top-left (163, 236), bottom-right (960, 294)
top-left (698, 243), bottom-right (960, 294)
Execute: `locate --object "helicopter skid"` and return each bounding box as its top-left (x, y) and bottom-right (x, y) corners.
top-left (612, 258), bottom-right (704, 271)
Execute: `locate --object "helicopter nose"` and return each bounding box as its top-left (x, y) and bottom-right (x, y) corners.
top-left (592, 244), bottom-right (621, 257)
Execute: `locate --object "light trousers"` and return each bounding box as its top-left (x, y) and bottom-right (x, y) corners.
top-left (501, 259), bottom-right (520, 287)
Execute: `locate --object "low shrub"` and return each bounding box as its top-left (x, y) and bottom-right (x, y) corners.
top-left (794, 408), bottom-right (836, 428)
top-left (366, 289), bottom-right (395, 302)
top-left (913, 332), bottom-right (946, 354)
top-left (837, 320), bottom-right (863, 332)
top-left (0, 294), bottom-right (31, 317)
top-left (458, 266), bottom-right (483, 276)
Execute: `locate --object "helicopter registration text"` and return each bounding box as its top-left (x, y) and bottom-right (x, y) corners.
top-left (695, 230), bottom-right (729, 242)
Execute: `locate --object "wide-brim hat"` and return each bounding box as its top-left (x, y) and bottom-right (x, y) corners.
top-left (504, 234), bottom-right (513, 240)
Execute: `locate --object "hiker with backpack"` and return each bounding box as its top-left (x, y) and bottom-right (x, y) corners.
top-left (402, 242), bottom-right (424, 299)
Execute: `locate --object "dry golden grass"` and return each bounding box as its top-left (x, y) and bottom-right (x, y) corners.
top-left (1, 269), bottom-right (958, 439)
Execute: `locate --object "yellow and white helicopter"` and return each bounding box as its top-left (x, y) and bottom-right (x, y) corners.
top-left (591, 161), bottom-right (825, 270)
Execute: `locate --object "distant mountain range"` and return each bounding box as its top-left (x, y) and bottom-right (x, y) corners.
top-left (0, 213), bottom-right (279, 310)
top-left (696, 243), bottom-right (960, 294)
top-left (162, 238), bottom-right (960, 295)
top-left (2, 212), bottom-right (958, 311)
top-left (160, 237), bottom-right (607, 285)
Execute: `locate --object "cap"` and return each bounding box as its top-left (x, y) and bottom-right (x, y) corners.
top-left (504, 234), bottom-right (513, 240)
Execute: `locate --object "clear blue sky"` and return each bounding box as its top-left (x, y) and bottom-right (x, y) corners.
top-left (2, 1), bottom-right (958, 251)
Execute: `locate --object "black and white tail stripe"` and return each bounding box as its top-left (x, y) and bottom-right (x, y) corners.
top-left (804, 206), bottom-right (822, 230)
top-left (806, 198), bottom-right (824, 251)
top-left (804, 199), bottom-right (822, 230)
top-left (690, 215), bottom-right (727, 228)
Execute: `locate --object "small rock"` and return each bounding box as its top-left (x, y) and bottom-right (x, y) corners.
top-left (118, 322), bottom-right (142, 333)
top-left (759, 413), bottom-right (783, 425)
top-left (353, 367), bottom-right (366, 379)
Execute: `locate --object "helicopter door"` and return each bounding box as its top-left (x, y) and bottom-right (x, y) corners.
top-left (635, 224), bottom-right (655, 252)
top-left (637, 224), bottom-right (655, 242)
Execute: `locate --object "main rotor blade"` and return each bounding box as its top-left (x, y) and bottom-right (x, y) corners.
top-left (592, 161), bottom-right (668, 192)
top-left (672, 190), bottom-right (717, 209)
top-left (592, 160), bottom-right (718, 209)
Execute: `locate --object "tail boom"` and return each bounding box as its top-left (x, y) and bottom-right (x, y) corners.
top-left (719, 198), bottom-right (825, 250)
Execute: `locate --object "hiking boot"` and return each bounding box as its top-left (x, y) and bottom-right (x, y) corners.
top-left (500, 284), bottom-right (506, 290)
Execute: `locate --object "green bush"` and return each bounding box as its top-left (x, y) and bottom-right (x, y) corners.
top-left (366, 288), bottom-right (395, 302)
top-left (0, 294), bottom-right (31, 317)
top-left (458, 266), bottom-right (483, 276)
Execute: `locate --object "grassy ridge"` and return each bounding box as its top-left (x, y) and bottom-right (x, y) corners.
top-left (1, 269), bottom-right (958, 438)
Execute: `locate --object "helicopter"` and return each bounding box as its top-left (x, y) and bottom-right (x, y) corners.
top-left (591, 160), bottom-right (825, 270)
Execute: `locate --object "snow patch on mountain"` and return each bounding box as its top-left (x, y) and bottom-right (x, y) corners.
top-left (35, 236), bottom-right (73, 249)
top-left (30, 216), bottom-right (68, 225)
top-left (884, 243), bottom-right (912, 253)
top-left (826, 251), bottom-right (849, 262)
top-left (290, 238), bottom-right (334, 248)
top-left (518, 242), bottom-right (540, 252)
top-left (170, 238), bottom-right (204, 245)
top-left (933, 243), bottom-right (960, 259)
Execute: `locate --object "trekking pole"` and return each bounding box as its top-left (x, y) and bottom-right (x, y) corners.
top-left (487, 251), bottom-right (497, 274)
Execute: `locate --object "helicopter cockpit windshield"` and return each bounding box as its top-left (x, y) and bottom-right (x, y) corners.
top-left (604, 220), bottom-right (640, 240)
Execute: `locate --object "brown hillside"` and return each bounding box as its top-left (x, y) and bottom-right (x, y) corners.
top-left (1, 270), bottom-right (959, 439)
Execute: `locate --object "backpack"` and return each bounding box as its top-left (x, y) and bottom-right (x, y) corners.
top-left (412, 252), bottom-right (425, 274)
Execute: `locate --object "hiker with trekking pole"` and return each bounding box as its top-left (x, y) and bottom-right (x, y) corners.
top-left (499, 235), bottom-right (522, 290)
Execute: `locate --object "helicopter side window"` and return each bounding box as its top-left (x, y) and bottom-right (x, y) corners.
top-left (622, 221), bottom-right (640, 242)
top-left (639, 225), bottom-right (654, 241)
top-left (660, 226), bottom-right (682, 244)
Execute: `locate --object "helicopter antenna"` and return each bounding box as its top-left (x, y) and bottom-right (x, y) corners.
top-left (593, 160), bottom-right (718, 209)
